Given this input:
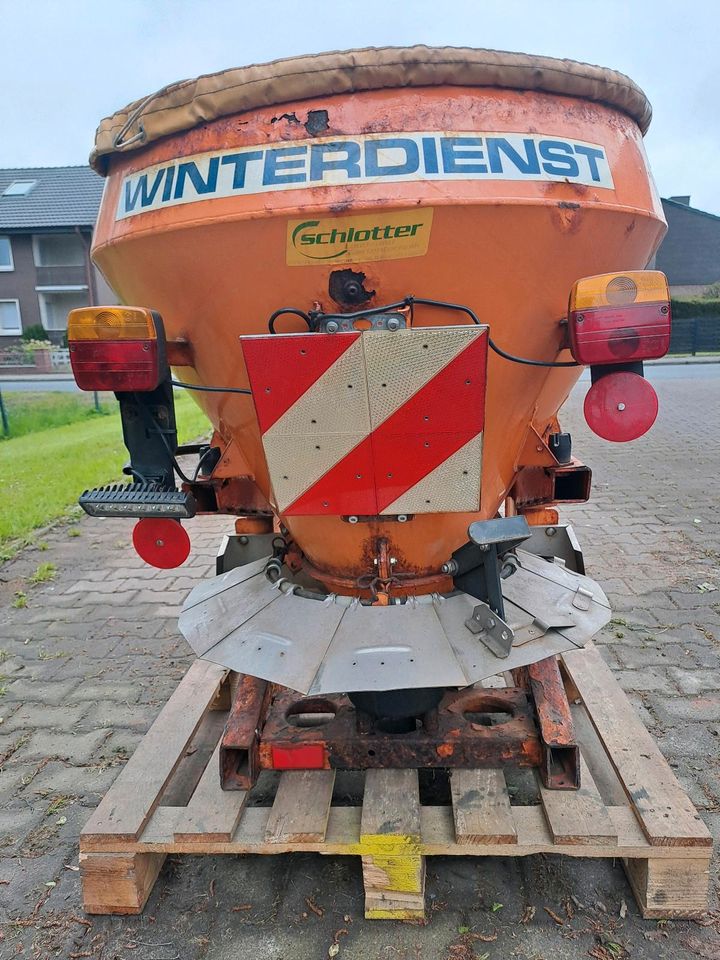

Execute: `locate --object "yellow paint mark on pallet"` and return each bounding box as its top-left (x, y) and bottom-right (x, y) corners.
top-left (365, 907), bottom-right (426, 921)
top-left (361, 854), bottom-right (424, 893)
top-left (354, 832), bottom-right (422, 857)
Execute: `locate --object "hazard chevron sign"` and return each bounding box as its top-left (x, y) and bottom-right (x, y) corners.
top-left (241, 326), bottom-right (488, 516)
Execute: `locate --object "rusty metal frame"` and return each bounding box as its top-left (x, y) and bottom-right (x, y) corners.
top-left (513, 655), bottom-right (580, 790)
top-left (254, 686), bottom-right (544, 774)
top-left (220, 657), bottom-right (579, 791)
top-left (219, 674), bottom-right (269, 790)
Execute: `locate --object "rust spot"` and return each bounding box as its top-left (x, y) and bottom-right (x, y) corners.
top-left (436, 743), bottom-right (454, 758)
top-left (550, 203), bottom-right (584, 235)
top-left (329, 197), bottom-right (354, 214)
top-left (270, 112), bottom-right (300, 126)
top-left (305, 109), bottom-right (329, 137)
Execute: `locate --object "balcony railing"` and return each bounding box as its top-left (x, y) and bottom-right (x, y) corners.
top-left (35, 265), bottom-right (88, 287)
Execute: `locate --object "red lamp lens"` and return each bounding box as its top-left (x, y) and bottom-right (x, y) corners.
top-left (132, 518), bottom-right (190, 568)
top-left (583, 371), bottom-right (659, 442)
top-left (570, 302), bottom-right (671, 366)
top-left (70, 340), bottom-right (161, 391)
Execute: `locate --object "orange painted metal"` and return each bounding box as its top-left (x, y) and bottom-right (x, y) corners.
top-left (92, 85), bottom-right (666, 587)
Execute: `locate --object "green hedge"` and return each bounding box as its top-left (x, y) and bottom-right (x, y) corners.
top-left (671, 298), bottom-right (720, 319)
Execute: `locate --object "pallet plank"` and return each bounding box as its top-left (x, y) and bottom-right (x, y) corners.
top-left (80, 851), bottom-right (166, 915)
top-left (562, 645), bottom-right (712, 847)
top-left (361, 768), bottom-right (421, 841)
top-left (173, 740), bottom-right (247, 842)
top-left (539, 754), bottom-right (617, 844)
top-left (623, 856), bottom-right (711, 919)
top-left (361, 769), bottom-right (424, 907)
top-left (265, 770), bottom-right (336, 843)
top-left (450, 769), bottom-right (517, 844)
top-left (82, 660), bottom-right (227, 843)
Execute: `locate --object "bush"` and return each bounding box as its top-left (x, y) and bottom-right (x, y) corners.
top-left (20, 324), bottom-right (49, 342)
top-left (21, 339), bottom-right (52, 357)
top-left (670, 298), bottom-right (720, 319)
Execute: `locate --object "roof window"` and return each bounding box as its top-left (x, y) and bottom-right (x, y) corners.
top-left (3, 180), bottom-right (37, 197)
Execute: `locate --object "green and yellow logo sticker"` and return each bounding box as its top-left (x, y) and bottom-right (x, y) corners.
top-left (286, 208), bottom-right (433, 266)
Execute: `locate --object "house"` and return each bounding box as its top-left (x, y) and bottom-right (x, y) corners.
top-left (0, 166), bottom-right (115, 343)
top-left (655, 196), bottom-right (720, 297)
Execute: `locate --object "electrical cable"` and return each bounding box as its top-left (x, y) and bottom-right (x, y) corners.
top-left (191, 446), bottom-right (217, 482)
top-left (268, 307), bottom-right (313, 334)
top-left (277, 295), bottom-right (580, 369)
top-left (171, 379), bottom-right (251, 395)
top-left (132, 394), bottom-right (194, 485)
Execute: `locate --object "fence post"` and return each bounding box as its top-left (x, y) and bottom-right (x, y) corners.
top-left (0, 389), bottom-right (8, 438)
top-left (691, 318), bottom-right (699, 356)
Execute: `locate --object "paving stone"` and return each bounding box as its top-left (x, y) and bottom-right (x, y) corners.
top-left (651, 694), bottom-right (720, 723)
top-left (0, 806), bottom-right (45, 854)
top-left (3, 678), bottom-right (79, 705)
top-left (668, 667), bottom-right (720, 694)
top-left (16, 729), bottom-right (110, 763)
top-left (616, 642), bottom-right (702, 669)
top-left (82, 700), bottom-right (161, 731)
top-left (614, 667), bottom-right (677, 694)
top-left (655, 721), bottom-right (720, 761)
top-left (25, 759), bottom-right (121, 803)
top-left (0, 762), bottom-right (37, 803)
top-left (67, 681), bottom-right (141, 704)
top-left (681, 643), bottom-right (720, 669)
top-left (1, 702), bottom-right (88, 732)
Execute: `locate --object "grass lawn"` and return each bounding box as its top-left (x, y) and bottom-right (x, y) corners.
top-left (0, 391), bottom-right (210, 550)
top-left (0, 391), bottom-right (115, 439)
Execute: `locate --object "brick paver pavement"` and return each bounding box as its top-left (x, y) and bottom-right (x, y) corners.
top-left (1, 370), bottom-right (719, 959)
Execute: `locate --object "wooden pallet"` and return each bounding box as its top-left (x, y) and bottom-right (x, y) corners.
top-left (79, 646), bottom-right (712, 920)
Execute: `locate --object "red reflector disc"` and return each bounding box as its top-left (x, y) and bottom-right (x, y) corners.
top-left (270, 744), bottom-right (327, 770)
top-left (132, 518), bottom-right (190, 568)
top-left (584, 371), bottom-right (659, 442)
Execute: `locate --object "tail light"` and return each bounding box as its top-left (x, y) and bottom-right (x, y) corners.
top-left (568, 271), bottom-right (671, 365)
top-left (68, 306), bottom-right (167, 392)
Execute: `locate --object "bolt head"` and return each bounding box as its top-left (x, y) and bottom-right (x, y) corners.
top-left (326, 320), bottom-right (339, 333)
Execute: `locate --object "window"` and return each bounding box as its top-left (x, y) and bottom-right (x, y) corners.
top-left (0, 300), bottom-right (22, 335)
top-left (3, 180), bottom-right (36, 197)
top-left (38, 290), bottom-right (89, 331)
top-left (33, 233), bottom-right (85, 267)
top-left (0, 236), bottom-right (12, 271)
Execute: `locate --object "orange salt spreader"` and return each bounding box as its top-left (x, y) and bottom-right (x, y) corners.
top-left (71, 47), bottom-right (671, 735)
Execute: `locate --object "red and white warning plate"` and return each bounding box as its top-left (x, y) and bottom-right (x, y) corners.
top-left (241, 326), bottom-right (488, 516)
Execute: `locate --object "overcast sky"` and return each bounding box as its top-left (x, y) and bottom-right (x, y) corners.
top-left (1, 0), bottom-right (718, 212)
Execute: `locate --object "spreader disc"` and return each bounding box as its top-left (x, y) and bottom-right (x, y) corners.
top-left (584, 371), bottom-right (658, 442)
top-left (132, 518), bottom-right (190, 568)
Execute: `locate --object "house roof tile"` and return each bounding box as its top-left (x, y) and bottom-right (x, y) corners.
top-left (0, 166), bottom-right (104, 230)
